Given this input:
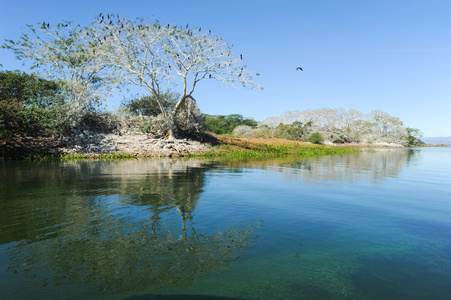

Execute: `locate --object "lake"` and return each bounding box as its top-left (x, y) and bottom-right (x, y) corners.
top-left (1, 147), bottom-right (450, 299)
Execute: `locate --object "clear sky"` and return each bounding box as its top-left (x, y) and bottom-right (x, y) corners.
top-left (1, 0), bottom-right (450, 137)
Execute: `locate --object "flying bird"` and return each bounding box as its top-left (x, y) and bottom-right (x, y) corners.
top-left (296, 67), bottom-right (303, 71)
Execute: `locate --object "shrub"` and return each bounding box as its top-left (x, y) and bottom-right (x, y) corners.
top-left (141, 115), bottom-right (169, 135)
top-left (203, 114), bottom-right (258, 134)
top-left (233, 125), bottom-right (254, 136)
top-left (77, 111), bottom-right (121, 133)
top-left (307, 132), bottom-right (324, 144)
top-left (121, 91), bottom-right (178, 117)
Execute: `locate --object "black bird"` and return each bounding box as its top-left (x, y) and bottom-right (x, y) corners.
top-left (296, 67), bottom-right (303, 71)
top-left (209, 29), bottom-right (211, 34)
top-left (47, 23), bottom-right (50, 28)
top-left (186, 23), bottom-right (189, 28)
top-left (109, 20), bottom-right (113, 25)
top-left (209, 74), bottom-right (212, 78)
top-left (240, 54), bottom-right (243, 60)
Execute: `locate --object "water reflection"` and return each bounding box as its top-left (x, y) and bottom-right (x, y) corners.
top-left (0, 159), bottom-right (261, 295)
top-left (0, 149), bottom-right (425, 298)
top-left (220, 148), bottom-right (417, 185)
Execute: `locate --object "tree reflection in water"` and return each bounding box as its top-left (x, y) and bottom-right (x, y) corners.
top-left (218, 148), bottom-right (418, 185)
top-left (2, 159), bottom-right (262, 295)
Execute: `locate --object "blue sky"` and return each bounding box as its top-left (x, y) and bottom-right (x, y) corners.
top-left (1, 0), bottom-right (450, 137)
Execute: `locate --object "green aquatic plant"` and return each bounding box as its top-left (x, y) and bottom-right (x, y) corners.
top-left (192, 142), bottom-right (359, 159)
top-left (25, 152), bottom-right (136, 161)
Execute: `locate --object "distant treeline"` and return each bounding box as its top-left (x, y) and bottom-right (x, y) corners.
top-left (233, 108), bottom-right (423, 146)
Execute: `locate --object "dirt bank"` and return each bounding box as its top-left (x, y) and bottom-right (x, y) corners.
top-left (0, 128), bottom-right (213, 160)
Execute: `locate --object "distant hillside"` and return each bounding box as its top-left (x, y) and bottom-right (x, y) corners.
top-left (421, 137), bottom-right (451, 145)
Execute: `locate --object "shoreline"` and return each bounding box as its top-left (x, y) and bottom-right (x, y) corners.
top-left (1, 130), bottom-right (436, 161)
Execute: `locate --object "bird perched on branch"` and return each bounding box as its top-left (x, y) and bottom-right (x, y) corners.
top-left (296, 67), bottom-right (303, 71)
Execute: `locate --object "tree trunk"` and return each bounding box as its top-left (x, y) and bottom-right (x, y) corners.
top-left (167, 96), bottom-right (188, 140)
top-left (167, 121), bottom-right (175, 140)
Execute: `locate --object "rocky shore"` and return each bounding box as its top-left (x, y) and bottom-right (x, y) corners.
top-left (0, 127), bottom-right (212, 160)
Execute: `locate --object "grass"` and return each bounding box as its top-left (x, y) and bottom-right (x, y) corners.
top-left (190, 136), bottom-right (360, 159)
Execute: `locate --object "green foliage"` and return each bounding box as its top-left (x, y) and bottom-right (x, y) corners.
top-left (405, 127), bottom-right (424, 146)
top-left (275, 121), bottom-right (312, 141)
top-left (0, 70), bottom-right (66, 137)
top-left (0, 70), bottom-right (61, 106)
top-left (122, 92), bottom-right (179, 117)
top-left (307, 132), bottom-right (324, 144)
top-left (203, 114), bottom-right (258, 134)
top-left (192, 141), bottom-right (359, 159)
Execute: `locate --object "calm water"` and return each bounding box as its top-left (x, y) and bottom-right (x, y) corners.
top-left (0, 148), bottom-right (450, 299)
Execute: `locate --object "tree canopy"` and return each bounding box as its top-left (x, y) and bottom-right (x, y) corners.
top-left (0, 70), bottom-right (69, 137)
top-left (2, 21), bottom-right (115, 111)
top-left (90, 14), bottom-right (261, 138)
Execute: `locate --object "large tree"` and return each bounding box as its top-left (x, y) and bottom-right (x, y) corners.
top-left (90, 14), bottom-right (261, 139)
